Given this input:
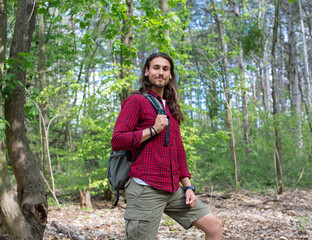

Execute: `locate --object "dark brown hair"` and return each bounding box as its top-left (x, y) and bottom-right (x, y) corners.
top-left (133, 52), bottom-right (184, 122)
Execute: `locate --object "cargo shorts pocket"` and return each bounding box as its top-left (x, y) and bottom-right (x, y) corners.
top-left (125, 179), bottom-right (145, 199)
top-left (124, 209), bottom-right (152, 240)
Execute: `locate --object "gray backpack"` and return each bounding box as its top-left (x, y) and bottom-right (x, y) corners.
top-left (107, 93), bottom-right (169, 206)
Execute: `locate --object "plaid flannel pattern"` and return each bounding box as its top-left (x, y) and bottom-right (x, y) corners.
top-left (111, 91), bottom-right (191, 193)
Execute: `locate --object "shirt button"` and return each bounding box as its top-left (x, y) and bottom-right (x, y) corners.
top-left (171, 158), bottom-right (174, 161)
top-left (171, 144), bottom-right (173, 146)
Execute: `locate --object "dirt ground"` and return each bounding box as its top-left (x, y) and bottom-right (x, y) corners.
top-left (43, 190), bottom-right (312, 240)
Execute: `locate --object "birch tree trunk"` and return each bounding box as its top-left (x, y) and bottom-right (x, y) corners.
top-left (3, 0), bottom-right (48, 238)
top-left (278, 24), bottom-right (286, 112)
top-left (298, 0), bottom-right (312, 108)
top-left (288, 2), bottom-right (303, 148)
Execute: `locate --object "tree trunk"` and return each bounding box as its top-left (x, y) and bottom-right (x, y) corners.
top-left (4, 0), bottom-right (48, 238)
top-left (239, 54), bottom-right (250, 145)
top-left (0, 1), bottom-right (30, 237)
top-left (120, 0), bottom-right (134, 103)
top-left (212, 0), bottom-right (238, 210)
top-left (262, 44), bottom-right (271, 112)
top-left (288, 2), bottom-right (303, 148)
top-left (38, 10), bottom-right (49, 174)
top-left (208, 77), bottom-right (218, 133)
top-left (298, 0), bottom-right (312, 108)
top-left (271, 0), bottom-right (283, 195)
top-left (159, 0), bottom-right (170, 36)
top-left (80, 190), bottom-right (92, 209)
top-left (234, 1), bottom-right (251, 151)
top-left (159, 0), bottom-right (169, 16)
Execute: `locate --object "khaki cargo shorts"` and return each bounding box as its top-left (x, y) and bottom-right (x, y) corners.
top-left (124, 178), bottom-right (210, 240)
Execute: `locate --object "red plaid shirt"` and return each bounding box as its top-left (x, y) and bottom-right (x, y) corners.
top-left (111, 90), bottom-right (191, 193)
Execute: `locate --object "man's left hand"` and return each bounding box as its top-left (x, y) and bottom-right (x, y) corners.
top-left (185, 189), bottom-right (196, 208)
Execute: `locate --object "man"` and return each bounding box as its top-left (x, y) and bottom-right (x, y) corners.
top-left (111, 52), bottom-right (222, 239)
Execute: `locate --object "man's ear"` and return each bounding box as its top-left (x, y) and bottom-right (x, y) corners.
top-left (144, 68), bottom-right (149, 76)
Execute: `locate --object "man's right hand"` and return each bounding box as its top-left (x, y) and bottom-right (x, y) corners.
top-left (153, 114), bottom-right (168, 133)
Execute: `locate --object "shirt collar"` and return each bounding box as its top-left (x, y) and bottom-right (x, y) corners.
top-left (148, 90), bottom-right (168, 102)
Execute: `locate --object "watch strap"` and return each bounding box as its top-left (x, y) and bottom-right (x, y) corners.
top-left (183, 185), bottom-right (196, 193)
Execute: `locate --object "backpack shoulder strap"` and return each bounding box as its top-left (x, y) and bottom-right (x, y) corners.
top-left (142, 93), bottom-right (170, 146)
top-left (143, 93), bottom-right (165, 115)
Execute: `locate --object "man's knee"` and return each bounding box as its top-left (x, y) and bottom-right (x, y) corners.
top-left (193, 213), bottom-right (223, 237)
top-left (210, 215), bottom-right (222, 235)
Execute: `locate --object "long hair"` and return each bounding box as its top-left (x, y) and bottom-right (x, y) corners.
top-left (133, 52), bottom-right (184, 122)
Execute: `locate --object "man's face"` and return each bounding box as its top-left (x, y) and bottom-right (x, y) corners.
top-left (145, 57), bottom-right (172, 89)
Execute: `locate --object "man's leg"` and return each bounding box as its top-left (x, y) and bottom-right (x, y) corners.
top-left (124, 178), bottom-right (167, 240)
top-left (164, 187), bottom-right (222, 240)
top-left (192, 213), bottom-right (223, 240)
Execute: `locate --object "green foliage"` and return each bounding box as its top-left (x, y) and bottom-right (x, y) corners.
top-left (3, 0), bottom-right (311, 201)
top-left (240, 22), bottom-right (266, 58)
top-left (0, 117), bottom-right (9, 139)
top-left (295, 214), bottom-right (310, 231)
top-left (47, 197), bottom-right (59, 206)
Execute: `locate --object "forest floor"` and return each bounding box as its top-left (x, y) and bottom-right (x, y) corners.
top-left (42, 189), bottom-right (312, 240)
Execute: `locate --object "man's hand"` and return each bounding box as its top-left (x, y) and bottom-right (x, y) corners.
top-left (185, 189), bottom-right (196, 208)
top-left (153, 114), bottom-right (168, 133)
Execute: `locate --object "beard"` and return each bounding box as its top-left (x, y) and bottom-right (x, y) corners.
top-left (150, 77), bottom-right (169, 88)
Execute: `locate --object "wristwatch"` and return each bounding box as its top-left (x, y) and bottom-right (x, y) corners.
top-left (183, 185), bottom-right (196, 193)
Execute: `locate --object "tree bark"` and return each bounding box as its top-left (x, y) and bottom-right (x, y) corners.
top-left (120, 0), bottom-right (134, 103)
top-left (159, 0), bottom-right (170, 37)
top-left (38, 9), bottom-right (49, 174)
top-left (212, 0), bottom-right (238, 210)
top-left (1, 1), bottom-right (39, 238)
top-left (288, 2), bottom-right (303, 148)
top-left (4, 0), bottom-right (48, 238)
top-left (298, 0), bottom-right (312, 108)
top-left (159, 0), bottom-right (169, 15)
top-left (271, 0), bottom-right (283, 195)
top-left (234, 1), bottom-right (251, 150)
top-left (262, 43), bottom-right (271, 112)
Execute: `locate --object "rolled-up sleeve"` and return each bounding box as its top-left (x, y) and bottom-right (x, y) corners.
top-left (111, 95), bottom-right (143, 151)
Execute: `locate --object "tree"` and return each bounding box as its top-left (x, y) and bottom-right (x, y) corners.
top-left (38, 5), bottom-right (49, 173)
top-left (159, 0), bottom-right (170, 37)
top-left (2, 0), bottom-right (47, 238)
top-left (271, 0), bottom-right (283, 194)
top-left (287, 2), bottom-right (303, 148)
top-left (119, 0), bottom-right (134, 103)
top-left (233, 0), bottom-right (251, 152)
top-left (212, 0), bottom-right (238, 209)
